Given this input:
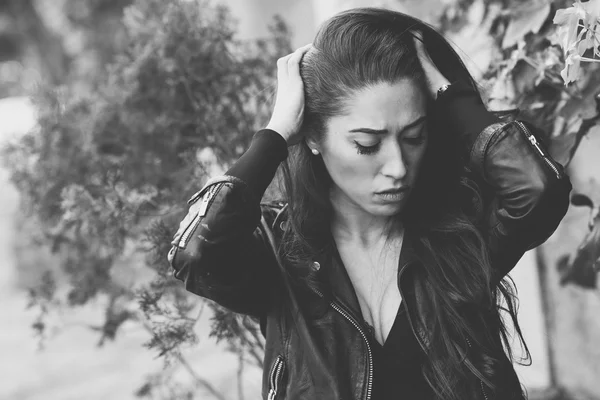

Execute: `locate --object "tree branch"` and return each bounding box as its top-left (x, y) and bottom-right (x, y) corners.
top-left (138, 317), bottom-right (227, 400)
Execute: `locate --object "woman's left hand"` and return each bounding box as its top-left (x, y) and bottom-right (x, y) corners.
top-left (412, 30), bottom-right (451, 99)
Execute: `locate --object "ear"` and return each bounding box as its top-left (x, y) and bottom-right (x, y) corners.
top-left (304, 135), bottom-right (320, 153)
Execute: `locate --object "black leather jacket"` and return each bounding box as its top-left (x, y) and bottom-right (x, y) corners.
top-left (168, 119), bottom-right (572, 400)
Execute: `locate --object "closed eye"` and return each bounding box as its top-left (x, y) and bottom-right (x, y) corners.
top-left (354, 141), bottom-right (381, 155)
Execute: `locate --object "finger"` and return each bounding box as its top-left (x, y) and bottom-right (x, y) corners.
top-left (411, 29), bottom-right (423, 42)
top-left (411, 31), bottom-right (429, 62)
top-left (280, 44), bottom-right (311, 67)
top-left (277, 53), bottom-right (293, 66)
top-left (288, 44), bottom-right (312, 66)
top-left (288, 44), bottom-right (312, 76)
top-left (277, 54), bottom-right (292, 79)
top-left (411, 30), bottom-right (424, 48)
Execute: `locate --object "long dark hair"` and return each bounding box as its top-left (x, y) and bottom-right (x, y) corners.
top-left (277, 7), bottom-right (529, 400)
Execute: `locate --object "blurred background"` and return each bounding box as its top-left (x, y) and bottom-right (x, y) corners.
top-left (1, 0), bottom-right (599, 399)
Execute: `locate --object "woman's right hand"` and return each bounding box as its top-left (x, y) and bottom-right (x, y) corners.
top-left (265, 43), bottom-right (312, 146)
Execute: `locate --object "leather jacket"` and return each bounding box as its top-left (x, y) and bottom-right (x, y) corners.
top-left (168, 119), bottom-right (572, 400)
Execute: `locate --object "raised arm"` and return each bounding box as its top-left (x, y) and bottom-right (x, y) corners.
top-left (413, 31), bottom-right (572, 282)
top-left (437, 83), bottom-right (572, 282)
top-left (168, 129), bottom-right (288, 318)
top-left (167, 44), bottom-right (312, 318)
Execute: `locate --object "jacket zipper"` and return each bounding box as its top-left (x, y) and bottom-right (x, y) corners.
top-left (515, 121), bottom-right (563, 180)
top-left (313, 288), bottom-right (374, 400)
top-left (178, 183), bottom-right (224, 248)
top-left (267, 355), bottom-right (285, 400)
top-left (465, 337), bottom-right (489, 400)
top-left (198, 182), bottom-right (224, 216)
top-left (178, 212), bottom-right (202, 248)
top-left (310, 263), bottom-right (412, 400)
top-left (310, 262), bottom-right (485, 400)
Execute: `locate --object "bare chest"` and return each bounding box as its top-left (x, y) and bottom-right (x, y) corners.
top-left (335, 238), bottom-right (403, 346)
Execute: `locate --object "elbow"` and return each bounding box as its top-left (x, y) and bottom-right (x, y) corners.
top-left (168, 221), bottom-right (219, 287)
top-left (168, 246), bottom-right (206, 289)
top-left (168, 245), bottom-right (223, 300)
top-left (523, 172), bottom-right (572, 250)
top-left (514, 119), bottom-right (572, 236)
top-left (535, 165), bottom-right (572, 222)
top-left (167, 244), bottom-right (268, 318)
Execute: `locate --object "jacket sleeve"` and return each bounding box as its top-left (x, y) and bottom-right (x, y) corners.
top-left (167, 129), bottom-right (288, 318)
top-left (437, 84), bottom-right (573, 282)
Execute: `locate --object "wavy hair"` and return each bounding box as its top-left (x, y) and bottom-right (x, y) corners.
top-left (277, 7), bottom-right (530, 400)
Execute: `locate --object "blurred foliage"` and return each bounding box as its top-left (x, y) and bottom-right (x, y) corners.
top-left (2, 0), bottom-right (290, 397)
top-left (0, 0), bottom-right (133, 96)
top-left (552, 0), bottom-right (600, 84)
top-left (451, 0), bottom-right (600, 289)
top-left (558, 193), bottom-right (600, 289)
top-left (2, 0), bottom-right (600, 398)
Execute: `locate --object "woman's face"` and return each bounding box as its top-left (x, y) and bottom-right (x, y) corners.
top-left (312, 79), bottom-right (429, 218)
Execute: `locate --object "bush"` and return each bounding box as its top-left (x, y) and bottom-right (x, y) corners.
top-left (2, 0), bottom-right (291, 397)
top-left (3, 0), bottom-right (599, 398)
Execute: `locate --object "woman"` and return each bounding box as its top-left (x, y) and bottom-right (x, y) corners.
top-left (168, 7), bottom-right (572, 400)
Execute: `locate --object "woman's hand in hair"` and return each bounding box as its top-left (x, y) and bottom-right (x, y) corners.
top-left (266, 43), bottom-right (312, 146)
top-left (412, 31), bottom-right (451, 99)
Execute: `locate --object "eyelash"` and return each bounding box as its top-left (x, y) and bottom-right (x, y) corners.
top-left (354, 137), bottom-right (426, 155)
top-left (354, 142), bottom-right (380, 155)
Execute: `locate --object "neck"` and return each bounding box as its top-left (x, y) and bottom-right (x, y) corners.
top-left (330, 189), bottom-right (402, 247)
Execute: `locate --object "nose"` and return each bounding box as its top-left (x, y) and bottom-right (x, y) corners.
top-left (380, 140), bottom-right (407, 180)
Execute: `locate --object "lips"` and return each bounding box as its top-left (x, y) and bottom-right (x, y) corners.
top-left (376, 187), bottom-right (410, 195)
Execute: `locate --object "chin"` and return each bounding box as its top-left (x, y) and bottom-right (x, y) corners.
top-left (367, 202), bottom-right (404, 217)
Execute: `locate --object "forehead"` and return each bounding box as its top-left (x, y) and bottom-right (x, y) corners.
top-left (329, 79), bottom-right (426, 130)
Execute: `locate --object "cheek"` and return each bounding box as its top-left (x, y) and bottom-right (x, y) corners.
top-left (404, 142), bottom-right (428, 177)
top-left (322, 146), bottom-right (377, 192)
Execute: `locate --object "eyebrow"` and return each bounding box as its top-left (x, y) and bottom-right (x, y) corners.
top-left (348, 116), bottom-right (427, 135)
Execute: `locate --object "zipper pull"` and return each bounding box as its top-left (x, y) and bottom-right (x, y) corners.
top-left (516, 121), bottom-right (563, 180)
top-left (527, 133), bottom-right (546, 157)
top-left (187, 190), bottom-right (203, 205)
top-left (364, 321), bottom-right (375, 339)
top-left (267, 389), bottom-right (276, 400)
top-left (197, 184), bottom-right (221, 217)
top-left (198, 193), bottom-right (212, 217)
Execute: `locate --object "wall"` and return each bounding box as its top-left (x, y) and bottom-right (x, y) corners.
top-left (540, 126), bottom-right (600, 398)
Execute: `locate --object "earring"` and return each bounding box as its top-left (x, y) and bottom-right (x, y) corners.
top-left (311, 148), bottom-right (319, 155)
